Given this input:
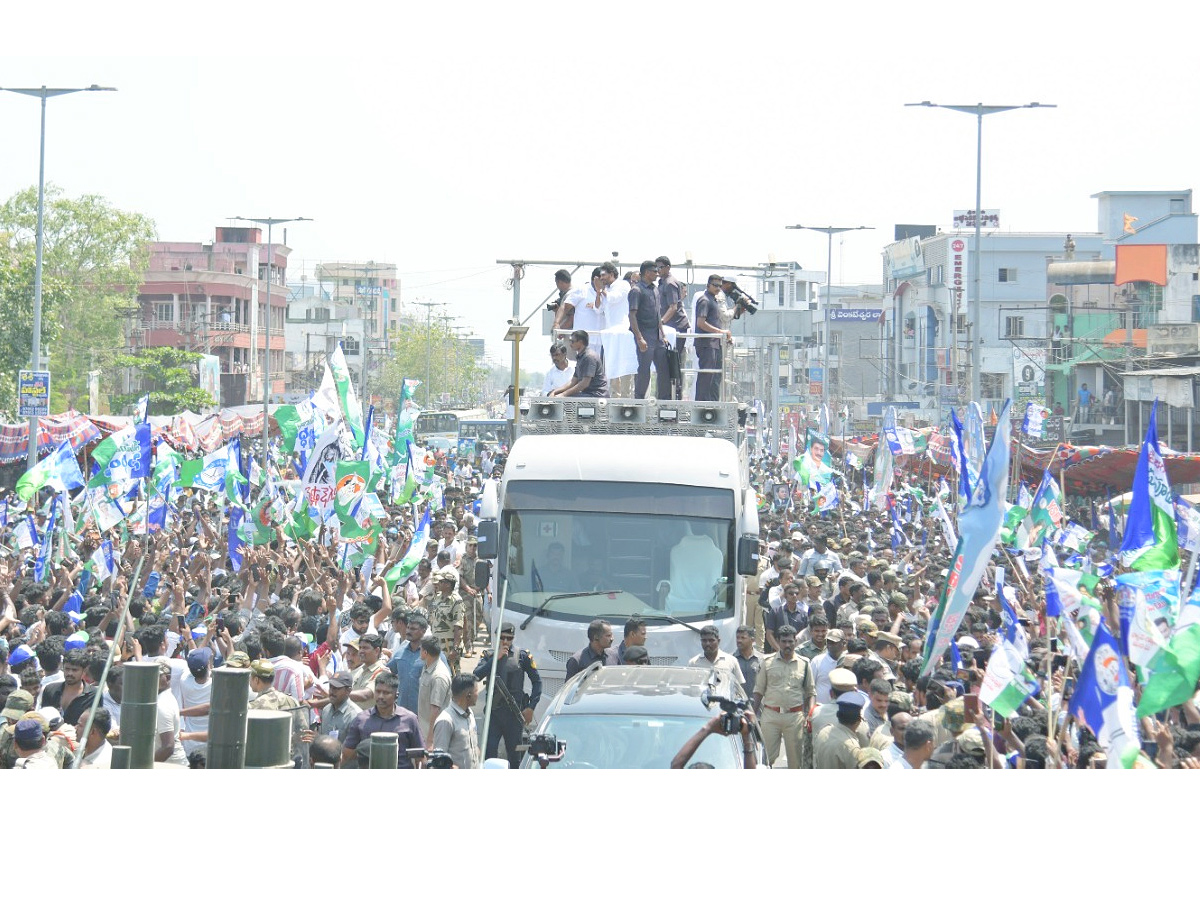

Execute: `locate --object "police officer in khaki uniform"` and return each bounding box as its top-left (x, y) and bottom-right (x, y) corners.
top-left (751, 625), bottom-right (815, 769)
top-left (813, 689), bottom-right (868, 769)
top-left (745, 541), bottom-right (767, 650)
top-left (806, 668), bottom-right (868, 768)
top-left (248, 658), bottom-right (306, 758)
top-left (429, 568), bottom-right (466, 675)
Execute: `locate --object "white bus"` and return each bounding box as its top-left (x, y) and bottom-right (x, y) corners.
top-left (476, 397), bottom-right (759, 707)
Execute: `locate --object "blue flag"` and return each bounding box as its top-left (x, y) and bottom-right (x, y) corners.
top-left (1068, 620), bottom-right (1141, 768)
top-left (922, 400), bottom-right (1012, 676)
top-left (1119, 402), bottom-right (1179, 571)
top-left (136, 393), bottom-right (149, 424)
top-left (228, 506), bottom-right (245, 572)
top-left (0, 499), bottom-right (7, 527)
top-left (34, 496), bottom-right (58, 583)
top-left (949, 408), bottom-right (971, 503)
top-left (949, 640), bottom-right (962, 674)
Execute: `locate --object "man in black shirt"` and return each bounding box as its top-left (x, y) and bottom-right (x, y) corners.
top-left (473, 623), bottom-right (543, 767)
top-left (629, 260), bottom-right (670, 400)
top-left (656, 256), bottom-right (689, 398)
top-left (550, 330), bottom-right (609, 398)
top-left (695, 275), bottom-right (731, 402)
top-left (564, 619), bottom-right (618, 678)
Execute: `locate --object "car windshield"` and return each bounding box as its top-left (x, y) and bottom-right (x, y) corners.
top-left (535, 714), bottom-right (739, 769)
top-left (502, 503), bottom-right (735, 623)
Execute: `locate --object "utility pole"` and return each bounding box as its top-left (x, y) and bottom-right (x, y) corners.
top-left (414, 300), bottom-right (446, 408)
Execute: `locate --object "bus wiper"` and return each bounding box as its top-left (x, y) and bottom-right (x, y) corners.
top-left (636, 614), bottom-right (704, 635)
top-left (519, 590), bottom-right (621, 630)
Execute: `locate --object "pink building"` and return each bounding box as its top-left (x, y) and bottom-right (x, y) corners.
top-left (131, 226), bottom-right (291, 406)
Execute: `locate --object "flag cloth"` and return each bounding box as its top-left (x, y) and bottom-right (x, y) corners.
top-left (135, 394), bottom-right (149, 424)
top-left (869, 432), bottom-right (893, 511)
top-left (949, 408), bottom-right (971, 505)
top-left (87, 423), bottom-right (152, 488)
top-left (228, 506), bottom-right (245, 572)
top-left (933, 495), bottom-right (957, 548)
top-left (1021, 401), bottom-right (1050, 438)
top-left (794, 428), bottom-right (833, 487)
top-left (980, 638), bottom-right (1038, 717)
top-left (922, 400), bottom-right (1011, 676)
top-left (1044, 567), bottom-right (1088, 618)
top-left (0, 500), bottom-right (7, 527)
top-left (329, 343), bottom-right (365, 449)
top-left (34, 497), bottom-right (57, 582)
top-left (1027, 469), bottom-right (1064, 547)
top-left (187, 445), bottom-right (230, 494)
top-left (16, 440), bottom-right (86, 502)
top-left (384, 509), bottom-right (430, 589)
top-left (1120, 402), bottom-right (1179, 571)
top-left (301, 423), bottom-right (345, 517)
top-left (273, 405), bottom-right (304, 454)
top-left (1137, 582), bottom-right (1200, 717)
top-left (334, 460), bottom-right (371, 531)
top-left (1174, 497), bottom-right (1200, 555)
top-left (814, 478), bottom-right (839, 513)
top-left (1068, 620), bottom-right (1141, 769)
top-left (89, 540), bottom-right (115, 583)
top-left (1114, 569), bottom-right (1180, 673)
top-left (14, 516), bottom-right (38, 550)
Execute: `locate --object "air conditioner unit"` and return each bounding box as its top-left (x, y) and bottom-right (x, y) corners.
top-left (610, 403), bottom-right (646, 424)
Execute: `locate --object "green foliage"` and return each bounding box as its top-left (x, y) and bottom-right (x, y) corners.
top-left (113, 346), bottom-right (214, 416)
top-left (377, 316), bottom-right (488, 410)
top-left (0, 250), bottom-right (72, 418)
top-left (0, 185), bottom-right (157, 413)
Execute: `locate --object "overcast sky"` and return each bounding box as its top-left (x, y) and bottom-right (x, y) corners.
top-left (4, 1), bottom-right (1199, 369)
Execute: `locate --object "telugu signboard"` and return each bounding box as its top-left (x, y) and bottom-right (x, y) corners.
top-left (828, 309), bottom-right (884, 322)
top-left (18, 370), bottom-right (50, 418)
top-left (952, 209), bottom-right (1001, 229)
top-left (1013, 348), bottom-right (1047, 401)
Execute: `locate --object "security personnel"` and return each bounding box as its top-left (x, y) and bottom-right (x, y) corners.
top-left (806, 667), bottom-right (868, 768)
top-left (429, 568), bottom-right (466, 674)
top-left (248, 658), bottom-right (305, 759)
top-left (751, 625), bottom-right (815, 769)
top-left (473, 623), bottom-right (543, 767)
top-left (813, 690), bottom-right (868, 769)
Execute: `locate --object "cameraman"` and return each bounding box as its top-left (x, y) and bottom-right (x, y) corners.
top-left (670, 709), bottom-right (758, 769)
top-left (694, 275), bottom-right (731, 402)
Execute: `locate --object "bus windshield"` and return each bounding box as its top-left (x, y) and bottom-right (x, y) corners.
top-left (457, 420), bottom-right (510, 445)
top-left (501, 503), bottom-right (736, 623)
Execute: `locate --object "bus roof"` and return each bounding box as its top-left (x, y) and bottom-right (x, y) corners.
top-left (504, 434), bottom-right (743, 490)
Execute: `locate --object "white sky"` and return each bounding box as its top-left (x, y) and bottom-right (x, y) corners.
top-left (4, 1), bottom-right (1199, 370)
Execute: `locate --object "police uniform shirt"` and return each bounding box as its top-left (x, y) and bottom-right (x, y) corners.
top-left (473, 647), bottom-right (541, 715)
top-left (808, 702), bottom-right (868, 748)
top-left (755, 654), bottom-right (815, 712)
top-left (628, 280), bottom-right (663, 339)
top-left (814, 721), bottom-right (863, 769)
top-left (693, 293), bottom-right (723, 359)
top-left (658, 275), bottom-right (688, 330)
top-left (429, 591), bottom-right (466, 639)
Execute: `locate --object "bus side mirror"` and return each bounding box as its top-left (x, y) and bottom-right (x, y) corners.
top-left (736, 535), bottom-right (759, 576)
top-left (476, 519), bottom-right (498, 559)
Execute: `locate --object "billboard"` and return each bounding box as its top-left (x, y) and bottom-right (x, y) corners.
top-left (198, 355), bottom-right (221, 408)
top-left (884, 236), bottom-right (925, 278)
top-left (829, 309), bottom-right (884, 323)
top-left (952, 209), bottom-right (1001, 229)
top-left (18, 370), bottom-right (50, 417)
top-left (1013, 347), bottom-right (1046, 401)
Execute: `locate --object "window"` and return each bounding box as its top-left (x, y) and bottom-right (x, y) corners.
top-left (957, 314), bottom-right (968, 334)
top-left (829, 332), bottom-right (841, 357)
top-left (1005, 316), bottom-right (1024, 338)
top-left (998, 268), bottom-right (1017, 283)
top-left (343, 337), bottom-right (360, 355)
top-left (155, 303), bottom-right (174, 323)
top-left (981, 373), bottom-right (1006, 399)
top-left (313, 308), bottom-right (330, 323)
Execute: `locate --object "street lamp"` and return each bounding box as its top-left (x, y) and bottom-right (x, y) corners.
top-left (1, 84), bottom-right (116, 471)
top-left (231, 216), bottom-right (311, 470)
top-left (414, 300), bottom-right (447, 409)
top-left (906, 100), bottom-right (1055, 402)
top-left (785, 224), bottom-right (873, 408)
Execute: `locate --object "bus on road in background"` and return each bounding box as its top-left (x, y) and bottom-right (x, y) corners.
top-left (414, 408), bottom-right (486, 451)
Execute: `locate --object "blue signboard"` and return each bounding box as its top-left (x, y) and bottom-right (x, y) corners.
top-left (18, 370), bottom-right (50, 417)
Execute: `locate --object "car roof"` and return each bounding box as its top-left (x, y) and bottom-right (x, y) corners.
top-left (546, 664), bottom-right (744, 718)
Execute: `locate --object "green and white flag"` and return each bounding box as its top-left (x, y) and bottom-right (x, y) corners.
top-left (333, 460), bottom-right (371, 532)
top-left (329, 343), bottom-right (364, 450)
top-left (980, 639), bottom-right (1038, 717)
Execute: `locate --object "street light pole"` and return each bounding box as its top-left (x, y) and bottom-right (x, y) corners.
top-left (1, 84), bottom-right (116, 471)
top-left (414, 300), bottom-right (446, 409)
top-left (785, 224), bottom-right (873, 409)
top-left (905, 101), bottom-right (1055, 402)
top-left (232, 216), bottom-right (311, 471)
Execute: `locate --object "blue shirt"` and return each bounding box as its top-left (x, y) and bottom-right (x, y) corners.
top-left (1078, 387), bottom-right (1091, 406)
top-left (387, 642), bottom-right (426, 715)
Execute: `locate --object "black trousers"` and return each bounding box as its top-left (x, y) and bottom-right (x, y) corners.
top-left (486, 711), bottom-right (526, 768)
top-left (635, 340), bottom-right (671, 400)
top-left (696, 347), bottom-right (722, 402)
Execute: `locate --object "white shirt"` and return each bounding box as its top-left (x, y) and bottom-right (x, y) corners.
top-left (567, 285), bottom-right (606, 338)
top-left (543, 363), bottom-right (575, 395)
top-left (156, 689), bottom-right (189, 765)
top-left (687, 651), bottom-right (746, 688)
top-left (179, 671), bottom-right (212, 755)
top-left (83, 740), bottom-right (114, 769)
top-left (810, 651), bottom-right (840, 704)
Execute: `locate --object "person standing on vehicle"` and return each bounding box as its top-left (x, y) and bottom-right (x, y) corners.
top-left (694, 275), bottom-right (731, 402)
top-left (751, 625), bottom-right (814, 769)
top-left (550, 269), bottom-right (574, 333)
top-left (630, 260), bottom-right (670, 400)
top-left (565, 619), bottom-right (618, 678)
top-left (655, 256), bottom-right (689, 399)
top-left (473, 623), bottom-right (542, 767)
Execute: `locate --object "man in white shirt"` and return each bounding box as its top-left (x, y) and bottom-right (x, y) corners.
top-left (542, 341), bottom-right (575, 395)
top-left (687, 625), bottom-right (745, 689)
top-left (810, 629), bottom-right (846, 704)
top-left (179, 649), bottom-right (214, 755)
top-left (155, 661), bottom-right (188, 765)
top-left (79, 706), bottom-right (114, 769)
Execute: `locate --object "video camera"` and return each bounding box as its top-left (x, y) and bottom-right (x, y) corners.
top-left (526, 732), bottom-right (567, 768)
top-left (405, 747), bottom-right (455, 769)
top-left (722, 278), bottom-right (759, 317)
top-left (700, 683), bottom-right (750, 736)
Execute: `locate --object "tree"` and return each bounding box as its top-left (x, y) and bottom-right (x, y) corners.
top-left (376, 316), bottom-right (488, 411)
top-left (112, 347), bottom-right (214, 416)
top-left (0, 249), bottom-right (72, 419)
top-left (0, 185), bottom-right (157, 414)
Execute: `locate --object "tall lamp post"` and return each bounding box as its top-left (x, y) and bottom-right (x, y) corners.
top-left (1, 84), bottom-right (116, 471)
top-left (785, 224), bottom-right (873, 408)
top-left (232, 216), bottom-right (311, 470)
top-left (905, 101), bottom-right (1055, 402)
